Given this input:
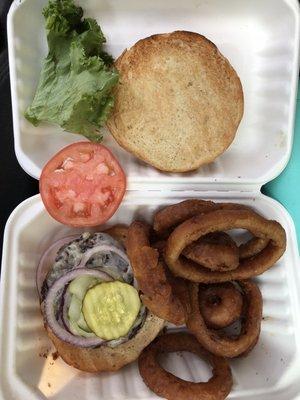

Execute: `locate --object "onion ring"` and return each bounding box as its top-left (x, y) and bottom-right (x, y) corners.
top-left (104, 224), bottom-right (128, 248)
top-left (154, 233), bottom-right (239, 272)
top-left (198, 283), bottom-right (243, 329)
top-left (154, 199), bottom-right (269, 259)
top-left (153, 199), bottom-right (217, 237)
top-left (185, 280), bottom-right (262, 358)
top-left (239, 237), bottom-right (268, 259)
top-left (152, 240), bottom-right (167, 254)
top-left (126, 221), bottom-right (185, 325)
top-left (183, 232), bottom-right (239, 271)
top-left (165, 209), bottom-right (286, 283)
top-left (138, 332), bottom-right (233, 400)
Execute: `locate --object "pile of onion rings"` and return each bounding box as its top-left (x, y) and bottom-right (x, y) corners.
top-left (127, 199), bottom-right (286, 399)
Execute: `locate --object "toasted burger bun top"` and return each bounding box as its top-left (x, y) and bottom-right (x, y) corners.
top-left (46, 311), bottom-right (164, 373)
top-left (107, 31), bottom-right (244, 172)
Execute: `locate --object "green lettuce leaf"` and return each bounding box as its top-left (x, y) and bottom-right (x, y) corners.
top-left (25, 0), bottom-right (119, 141)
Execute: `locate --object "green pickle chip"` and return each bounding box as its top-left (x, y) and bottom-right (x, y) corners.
top-left (82, 281), bottom-right (141, 340)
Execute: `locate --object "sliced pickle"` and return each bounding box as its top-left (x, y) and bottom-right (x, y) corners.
top-left (68, 295), bottom-right (82, 321)
top-left (69, 319), bottom-right (96, 338)
top-left (68, 275), bottom-right (99, 300)
top-left (82, 281), bottom-right (141, 340)
top-left (67, 275), bottom-right (101, 337)
top-left (77, 312), bottom-right (91, 332)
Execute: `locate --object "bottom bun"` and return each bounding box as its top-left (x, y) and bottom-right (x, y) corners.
top-left (46, 312), bottom-right (165, 372)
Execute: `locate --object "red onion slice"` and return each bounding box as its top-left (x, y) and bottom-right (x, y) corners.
top-left (44, 268), bottom-right (113, 348)
top-left (61, 290), bottom-right (72, 332)
top-left (76, 244), bottom-right (130, 268)
top-left (37, 235), bottom-right (130, 299)
top-left (36, 235), bottom-right (78, 298)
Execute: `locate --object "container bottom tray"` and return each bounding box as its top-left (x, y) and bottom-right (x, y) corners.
top-left (1, 192), bottom-right (300, 400)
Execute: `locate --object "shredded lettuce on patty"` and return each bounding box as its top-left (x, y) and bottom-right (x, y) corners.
top-left (25, 0), bottom-right (119, 141)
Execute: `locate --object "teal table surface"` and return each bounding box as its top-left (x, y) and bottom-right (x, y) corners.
top-left (263, 87), bottom-right (300, 249)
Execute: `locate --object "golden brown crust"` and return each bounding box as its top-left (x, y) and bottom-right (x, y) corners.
top-left (183, 232), bottom-right (239, 271)
top-left (138, 332), bottom-right (233, 400)
top-left (153, 199), bottom-right (217, 237)
top-left (239, 237), bottom-right (268, 259)
top-left (153, 199), bottom-right (251, 237)
top-left (198, 282), bottom-right (243, 329)
top-left (153, 200), bottom-right (269, 260)
top-left (164, 209), bottom-right (286, 283)
top-left (46, 312), bottom-right (164, 373)
top-left (104, 224), bottom-right (128, 248)
top-left (185, 280), bottom-right (262, 358)
top-left (107, 31), bottom-right (244, 172)
top-left (126, 221), bottom-right (186, 325)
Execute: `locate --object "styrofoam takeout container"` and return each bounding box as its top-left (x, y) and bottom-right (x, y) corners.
top-left (0, 193), bottom-right (300, 400)
top-left (7, 0), bottom-right (300, 188)
top-left (2, 0), bottom-right (300, 399)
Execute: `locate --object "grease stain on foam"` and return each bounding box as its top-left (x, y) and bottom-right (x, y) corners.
top-left (38, 347), bottom-right (79, 397)
top-left (275, 130), bottom-right (287, 149)
top-left (38, 346), bottom-right (50, 359)
top-left (262, 316), bottom-right (273, 322)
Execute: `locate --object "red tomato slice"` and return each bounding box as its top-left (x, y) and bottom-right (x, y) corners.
top-left (40, 142), bottom-right (126, 227)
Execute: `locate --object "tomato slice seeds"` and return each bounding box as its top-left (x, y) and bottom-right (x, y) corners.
top-left (40, 142), bottom-right (126, 227)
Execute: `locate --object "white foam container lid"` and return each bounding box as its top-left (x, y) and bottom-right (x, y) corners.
top-left (7, 0), bottom-right (300, 188)
top-left (2, 0), bottom-right (300, 399)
